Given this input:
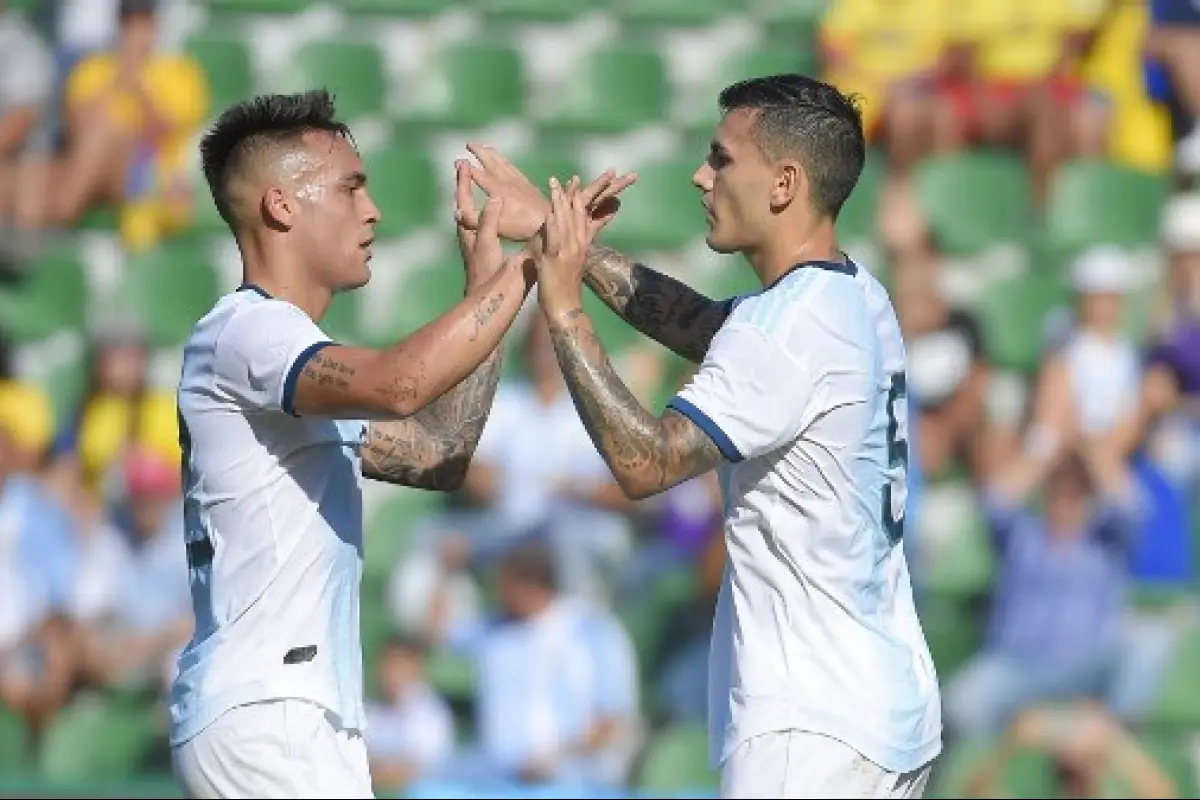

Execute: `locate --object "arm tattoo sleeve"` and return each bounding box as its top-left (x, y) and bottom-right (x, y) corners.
top-left (583, 245), bottom-right (731, 364)
top-left (361, 348), bottom-right (503, 490)
top-left (547, 307), bottom-right (725, 498)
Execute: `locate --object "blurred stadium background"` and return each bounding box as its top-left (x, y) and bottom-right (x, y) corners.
top-left (2, 0), bottom-right (1200, 797)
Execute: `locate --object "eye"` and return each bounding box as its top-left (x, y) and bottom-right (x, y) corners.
top-left (708, 150), bottom-right (731, 170)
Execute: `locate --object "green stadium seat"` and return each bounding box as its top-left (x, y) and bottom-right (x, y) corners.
top-left (343, 0), bottom-right (447, 16)
top-left (541, 46), bottom-right (670, 135)
top-left (1043, 160), bottom-right (1168, 253)
top-left (913, 152), bottom-right (1031, 254)
top-left (185, 35), bottom-right (253, 114)
top-left (288, 41), bottom-right (387, 120)
top-left (364, 489), bottom-right (446, 588)
top-left (609, 0), bottom-right (735, 28)
top-left (475, 0), bottom-right (592, 24)
top-left (405, 42), bottom-right (526, 130)
top-left (511, 151), bottom-right (585, 189)
top-left (0, 246), bottom-right (88, 343)
top-left (360, 148), bottom-right (440, 239)
top-left (76, 206), bottom-right (120, 232)
top-left (599, 159), bottom-right (705, 252)
top-left (838, 150), bottom-right (883, 246)
top-left (714, 48), bottom-right (819, 88)
top-left (362, 256), bottom-right (466, 346)
top-left (636, 724), bottom-right (718, 793)
top-left (1131, 734), bottom-right (1197, 796)
top-left (920, 596), bottom-right (982, 676)
top-left (320, 290), bottom-right (363, 344)
top-left (38, 693), bottom-right (159, 781)
top-left (927, 739), bottom-right (1057, 799)
top-left (117, 241), bottom-right (221, 347)
top-left (203, 0), bottom-right (310, 13)
top-left (976, 268), bottom-right (1068, 373)
top-left (920, 480), bottom-right (995, 598)
top-left (1147, 627), bottom-right (1200, 730)
top-left (0, 704), bottom-right (28, 772)
top-left (426, 647), bottom-right (476, 703)
top-left (751, 0), bottom-right (826, 31)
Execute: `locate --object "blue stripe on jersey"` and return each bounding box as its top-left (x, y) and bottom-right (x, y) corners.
top-left (282, 341), bottom-right (336, 417)
top-left (667, 396), bottom-right (744, 462)
top-left (238, 283), bottom-right (272, 299)
top-left (765, 259), bottom-right (858, 290)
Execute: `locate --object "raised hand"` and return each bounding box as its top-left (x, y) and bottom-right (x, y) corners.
top-left (454, 159), bottom-right (507, 292)
top-left (459, 142), bottom-right (637, 241)
top-left (532, 177), bottom-right (593, 318)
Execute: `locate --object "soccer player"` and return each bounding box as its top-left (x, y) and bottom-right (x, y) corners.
top-left (167, 90), bottom-right (628, 798)
top-left (469, 74), bottom-right (942, 798)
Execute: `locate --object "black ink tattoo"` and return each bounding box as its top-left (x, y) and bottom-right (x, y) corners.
top-left (469, 291), bottom-right (505, 343)
top-left (360, 348), bottom-right (503, 490)
top-left (303, 353), bottom-right (355, 391)
top-left (584, 245), bottom-right (730, 364)
top-left (547, 309), bottom-right (725, 498)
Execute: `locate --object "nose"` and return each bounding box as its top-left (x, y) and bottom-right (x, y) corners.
top-left (363, 189), bottom-right (381, 225)
top-left (692, 162), bottom-right (713, 193)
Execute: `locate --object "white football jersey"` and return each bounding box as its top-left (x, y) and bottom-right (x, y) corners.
top-left (668, 261), bottom-right (942, 773)
top-left (169, 285), bottom-right (369, 746)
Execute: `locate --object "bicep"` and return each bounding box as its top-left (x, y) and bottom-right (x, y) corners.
top-left (289, 344), bottom-right (411, 420)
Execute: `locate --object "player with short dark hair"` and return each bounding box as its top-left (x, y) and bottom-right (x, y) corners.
top-left (169, 88), bottom-right (629, 797)
top-left (469, 73), bottom-right (942, 798)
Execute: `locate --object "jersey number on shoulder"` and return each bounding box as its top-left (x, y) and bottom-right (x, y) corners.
top-left (881, 373), bottom-right (908, 545)
top-left (178, 409), bottom-right (215, 570)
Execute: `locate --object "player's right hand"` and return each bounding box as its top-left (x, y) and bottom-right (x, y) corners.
top-left (454, 159), bottom-right (506, 290)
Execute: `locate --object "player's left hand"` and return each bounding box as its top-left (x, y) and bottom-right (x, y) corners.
top-left (531, 176), bottom-right (591, 317)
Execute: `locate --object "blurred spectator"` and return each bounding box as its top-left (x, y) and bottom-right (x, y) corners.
top-left (892, 232), bottom-right (991, 481)
top-left (77, 447), bottom-right (189, 694)
top-left (48, 0), bottom-right (207, 252)
top-left (1145, 0), bottom-right (1200, 175)
top-left (0, 379), bottom-right (55, 473)
top-left (944, 442), bottom-right (1159, 739)
top-left (50, 323), bottom-right (179, 503)
top-left (365, 635), bottom-right (455, 797)
top-left (1141, 191), bottom-right (1200, 492)
top-left (392, 316), bottom-right (636, 625)
top-left (0, 419), bottom-right (78, 737)
top-left (973, 0), bottom-right (1113, 205)
top-left (0, 0), bottom-right (54, 252)
top-left (431, 540), bottom-right (641, 789)
top-left (963, 702), bottom-right (1179, 798)
top-left (1036, 245), bottom-right (1142, 458)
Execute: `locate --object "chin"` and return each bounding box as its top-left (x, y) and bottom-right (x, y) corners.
top-left (705, 232), bottom-right (739, 255)
top-left (338, 266), bottom-right (371, 292)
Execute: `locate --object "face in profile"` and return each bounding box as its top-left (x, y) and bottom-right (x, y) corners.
top-left (284, 132), bottom-right (381, 293)
top-left (693, 108), bottom-right (780, 255)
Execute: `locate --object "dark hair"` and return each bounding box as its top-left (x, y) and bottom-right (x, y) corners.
top-left (199, 89), bottom-right (351, 227)
top-left (383, 633), bottom-right (429, 659)
top-left (717, 74), bottom-right (865, 219)
top-left (497, 539), bottom-right (558, 592)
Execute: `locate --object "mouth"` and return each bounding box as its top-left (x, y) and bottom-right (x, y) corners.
top-left (359, 237), bottom-right (375, 259)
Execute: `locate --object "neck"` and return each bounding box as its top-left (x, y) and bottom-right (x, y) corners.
top-left (237, 232), bottom-right (331, 321)
top-left (746, 216), bottom-right (843, 288)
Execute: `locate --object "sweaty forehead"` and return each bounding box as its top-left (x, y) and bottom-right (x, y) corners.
top-left (274, 131), bottom-right (360, 184)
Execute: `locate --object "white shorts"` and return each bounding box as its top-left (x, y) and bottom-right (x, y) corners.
top-left (720, 730), bottom-right (932, 799)
top-left (171, 699), bottom-right (373, 799)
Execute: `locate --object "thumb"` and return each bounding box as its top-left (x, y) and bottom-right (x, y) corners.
top-left (454, 160), bottom-right (480, 230)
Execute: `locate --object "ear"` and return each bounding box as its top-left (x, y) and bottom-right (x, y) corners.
top-left (770, 160), bottom-right (804, 209)
top-left (261, 187), bottom-right (294, 231)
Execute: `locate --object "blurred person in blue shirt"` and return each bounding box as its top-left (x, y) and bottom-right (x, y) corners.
top-left (426, 539), bottom-right (640, 791)
top-left (0, 416), bottom-right (79, 735)
top-left (944, 439), bottom-right (1165, 739)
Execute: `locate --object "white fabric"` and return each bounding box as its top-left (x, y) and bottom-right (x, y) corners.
top-left (720, 729), bottom-right (932, 799)
top-left (672, 264), bottom-right (941, 774)
top-left (1063, 330), bottom-right (1141, 436)
top-left (170, 287), bottom-right (369, 747)
top-left (172, 698), bottom-right (373, 799)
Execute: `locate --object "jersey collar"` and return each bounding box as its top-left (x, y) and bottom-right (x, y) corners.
top-left (766, 258), bottom-right (858, 291)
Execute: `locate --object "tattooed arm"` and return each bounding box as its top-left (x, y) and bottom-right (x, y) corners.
top-left (359, 346), bottom-right (502, 490)
top-left (584, 245), bottom-right (731, 364)
top-left (547, 307), bottom-right (726, 499)
top-left (291, 255), bottom-right (535, 420)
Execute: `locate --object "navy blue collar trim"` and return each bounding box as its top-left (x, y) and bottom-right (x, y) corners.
top-left (765, 258), bottom-right (858, 291)
top-left (238, 283), bottom-right (271, 299)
